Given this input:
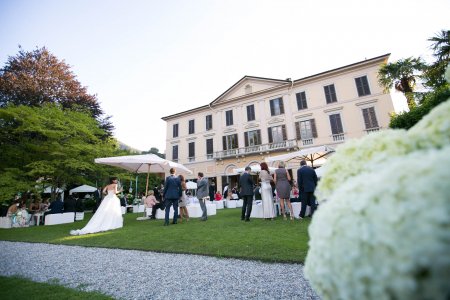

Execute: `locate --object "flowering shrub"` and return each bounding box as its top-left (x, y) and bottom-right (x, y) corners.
top-left (305, 95), bottom-right (450, 299)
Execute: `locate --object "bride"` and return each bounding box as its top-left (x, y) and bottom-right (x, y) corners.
top-left (259, 162), bottom-right (275, 220)
top-left (70, 177), bottom-right (123, 235)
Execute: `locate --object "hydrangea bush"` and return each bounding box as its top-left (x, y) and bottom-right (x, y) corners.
top-left (305, 93), bottom-right (450, 299)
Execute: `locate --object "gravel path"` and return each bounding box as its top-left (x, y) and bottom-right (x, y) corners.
top-left (0, 241), bottom-right (319, 300)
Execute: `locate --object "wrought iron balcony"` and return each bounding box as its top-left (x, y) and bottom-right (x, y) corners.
top-left (213, 139), bottom-right (298, 160)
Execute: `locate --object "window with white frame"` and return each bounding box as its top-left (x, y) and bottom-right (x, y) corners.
top-left (246, 104), bottom-right (255, 121)
top-left (295, 119), bottom-right (317, 140)
top-left (269, 97), bottom-right (285, 116)
top-left (268, 125), bottom-right (286, 143)
top-left (205, 114), bottom-right (212, 131)
top-left (206, 138), bottom-right (213, 159)
top-left (329, 113), bottom-right (344, 135)
top-left (324, 84), bottom-right (337, 104)
top-left (225, 110), bottom-right (233, 126)
top-left (172, 145), bottom-right (178, 161)
top-left (296, 91), bottom-right (308, 110)
top-left (362, 107), bottom-right (379, 129)
top-left (172, 123), bottom-right (179, 138)
top-left (244, 129), bottom-right (261, 147)
top-left (188, 119), bottom-right (195, 134)
top-left (222, 133), bottom-right (238, 150)
top-left (188, 142), bottom-right (195, 161)
top-left (355, 75), bottom-right (371, 97)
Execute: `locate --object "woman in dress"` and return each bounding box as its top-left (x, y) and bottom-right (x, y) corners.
top-left (259, 162), bottom-right (275, 220)
top-left (274, 161), bottom-right (293, 220)
top-left (70, 177), bottom-right (123, 235)
top-left (178, 174), bottom-right (189, 222)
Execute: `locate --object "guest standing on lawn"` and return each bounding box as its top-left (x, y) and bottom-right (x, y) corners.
top-left (162, 168), bottom-right (182, 226)
top-left (196, 172), bottom-right (209, 221)
top-left (297, 159), bottom-right (318, 219)
top-left (178, 174), bottom-right (189, 223)
top-left (274, 161), bottom-right (293, 220)
top-left (239, 166), bottom-right (254, 222)
top-left (259, 162), bottom-right (275, 220)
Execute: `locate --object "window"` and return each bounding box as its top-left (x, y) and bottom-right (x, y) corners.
top-left (295, 119), bottom-right (318, 140)
top-left (246, 104), bottom-right (255, 121)
top-left (296, 91), bottom-right (308, 110)
top-left (225, 110), bottom-right (234, 126)
top-left (329, 114), bottom-right (344, 134)
top-left (205, 114), bottom-right (212, 131)
top-left (355, 76), bottom-right (371, 97)
top-left (172, 145), bottom-right (178, 161)
top-left (244, 129), bottom-right (261, 147)
top-left (188, 142), bottom-right (195, 160)
top-left (362, 107), bottom-right (379, 129)
top-left (222, 134), bottom-right (239, 150)
top-left (324, 84), bottom-right (337, 104)
top-left (172, 124), bottom-right (179, 138)
top-left (206, 138), bottom-right (213, 159)
top-left (188, 119), bottom-right (195, 134)
top-left (268, 125), bottom-right (287, 143)
top-left (270, 97), bottom-right (285, 116)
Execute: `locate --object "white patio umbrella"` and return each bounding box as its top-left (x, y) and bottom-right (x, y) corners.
top-left (265, 145), bottom-right (335, 167)
top-left (233, 165), bottom-right (276, 174)
top-left (94, 154), bottom-right (193, 196)
top-left (69, 184), bottom-right (97, 195)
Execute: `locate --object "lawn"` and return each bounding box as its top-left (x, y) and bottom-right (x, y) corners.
top-left (0, 276), bottom-right (113, 300)
top-left (0, 208), bottom-right (311, 263)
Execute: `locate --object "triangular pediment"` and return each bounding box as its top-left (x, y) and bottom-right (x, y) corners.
top-left (211, 76), bottom-right (289, 106)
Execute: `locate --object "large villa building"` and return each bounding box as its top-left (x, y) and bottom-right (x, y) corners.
top-left (162, 54), bottom-right (395, 191)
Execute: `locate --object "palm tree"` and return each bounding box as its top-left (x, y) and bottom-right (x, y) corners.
top-left (425, 29), bottom-right (450, 88)
top-left (378, 57), bottom-right (426, 110)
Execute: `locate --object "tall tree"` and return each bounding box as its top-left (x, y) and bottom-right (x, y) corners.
top-left (424, 29), bottom-right (450, 88)
top-left (378, 57), bottom-right (426, 110)
top-left (0, 46), bottom-right (113, 137)
top-left (0, 104), bottom-right (119, 202)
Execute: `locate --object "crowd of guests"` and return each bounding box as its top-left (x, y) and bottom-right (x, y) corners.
top-left (141, 158), bottom-right (318, 225)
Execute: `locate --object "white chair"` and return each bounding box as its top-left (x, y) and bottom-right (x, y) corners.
top-left (155, 207), bottom-right (179, 219)
top-left (75, 212), bottom-right (85, 221)
top-left (215, 200), bottom-right (224, 209)
top-left (250, 202), bottom-right (264, 218)
top-left (206, 203), bottom-right (217, 216)
top-left (132, 205), bottom-right (145, 213)
top-left (291, 202), bottom-right (310, 219)
top-left (236, 199), bottom-right (243, 208)
top-left (226, 199), bottom-right (237, 208)
top-left (0, 217), bottom-right (12, 228)
top-left (44, 212), bottom-right (75, 225)
top-left (121, 206), bottom-right (126, 214)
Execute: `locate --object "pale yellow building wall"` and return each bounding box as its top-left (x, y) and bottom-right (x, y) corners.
top-left (163, 56), bottom-right (395, 186)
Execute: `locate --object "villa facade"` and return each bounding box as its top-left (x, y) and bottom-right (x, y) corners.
top-left (162, 54), bottom-right (395, 191)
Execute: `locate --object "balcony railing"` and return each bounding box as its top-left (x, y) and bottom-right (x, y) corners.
top-left (302, 138), bottom-right (313, 146)
top-left (365, 127), bottom-right (380, 134)
top-left (213, 139), bottom-right (298, 160)
top-left (332, 133), bottom-right (345, 142)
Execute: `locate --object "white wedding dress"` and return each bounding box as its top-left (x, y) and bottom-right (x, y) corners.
top-left (260, 170), bottom-right (275, 219)
top-left (70, 190), bottom-right (123, 235)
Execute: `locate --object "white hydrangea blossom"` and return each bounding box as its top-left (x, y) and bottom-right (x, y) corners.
top-left (315, 130), bottom-right (414, 202)
top-left (305, 146), bottom-right (450, 300)
top-left (408, 99), bottom-right (450, 150)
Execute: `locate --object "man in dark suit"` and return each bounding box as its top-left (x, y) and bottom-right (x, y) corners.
top-left (44, 195), bottom-right (64, 218)
top-left (63, 194), bottom-right (76, 212)
top-left (297, 159), bottom-right (318, 219)
top-left (150, 185), bottom-right (164, 219)
top-left (239, 166), bottom-right (254, 222)
top-left (162, 168), bottom-right (182, 226)
top-left (196, 172), bottom-right (209, 221)
top-left (92, 188), bottom-right (102, 213)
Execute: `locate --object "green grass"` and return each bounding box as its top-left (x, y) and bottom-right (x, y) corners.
top-left (0, 208), bottom-right (311, 263)
top-left (0, 275), bottom-right (113, 299)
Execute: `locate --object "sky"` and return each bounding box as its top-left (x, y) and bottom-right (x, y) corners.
top-left (1, 0), bottom-right (449, 153)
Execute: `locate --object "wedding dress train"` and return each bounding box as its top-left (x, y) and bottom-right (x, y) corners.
top-left (70, 190), bottom-right (123, 235)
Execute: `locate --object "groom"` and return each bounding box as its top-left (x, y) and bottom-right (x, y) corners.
top-left (162, 168), bottom-right (182, 226)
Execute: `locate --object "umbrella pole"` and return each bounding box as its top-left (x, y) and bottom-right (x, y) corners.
top-left (144, 165), bottom-right (150, 218)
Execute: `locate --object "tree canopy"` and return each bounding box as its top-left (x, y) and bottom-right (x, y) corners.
top-left (0, 104), bottom-right (120, 202)
top-left (0, 46), bottom-right (113, 137)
